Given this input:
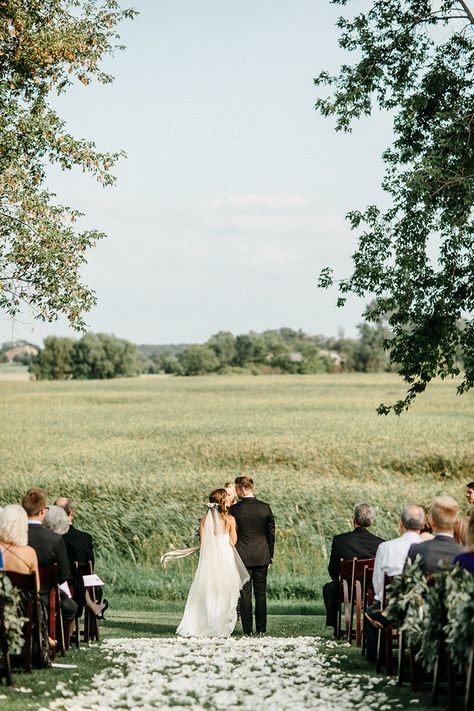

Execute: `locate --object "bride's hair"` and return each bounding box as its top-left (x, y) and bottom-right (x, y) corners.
top-left (209, 488), bottom-right (229, 516)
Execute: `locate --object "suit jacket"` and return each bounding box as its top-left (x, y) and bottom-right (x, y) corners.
top-left (27, 522), bottom-right (70, 595)
top-left (230, 497), bottom-right (275, 567)
top-left (328, 527), bottom-right (384, 580)
top-left (407, 534), bottom-right (463, 575)
top-left (63, 524), bottom-right (95, 567)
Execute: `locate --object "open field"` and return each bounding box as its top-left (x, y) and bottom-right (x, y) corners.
top-left (1, 373), bottom-right (473, 600)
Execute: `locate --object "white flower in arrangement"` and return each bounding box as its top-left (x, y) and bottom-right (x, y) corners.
top-left (44, 636), bottom-right (399, 710)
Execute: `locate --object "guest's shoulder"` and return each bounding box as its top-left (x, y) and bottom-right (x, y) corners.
top-left (332, 530), bottom-right (353, 543)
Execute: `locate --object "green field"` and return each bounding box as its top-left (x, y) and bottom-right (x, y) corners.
top-left (1, 373), bottom-right (472, 601)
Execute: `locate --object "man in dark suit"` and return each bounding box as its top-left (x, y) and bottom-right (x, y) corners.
top-left (407, 496), bottom-right (463, 574)
top-left (55, 497), bottom-right (107, 618)
top-left (22, 488), bottom-right (78, 640)
top-left (54, 497), bottom-right (94, 567)
top-left (323, 503), bottom-right (384, 636)
top-left (230, 475), bottom-right (275, 636)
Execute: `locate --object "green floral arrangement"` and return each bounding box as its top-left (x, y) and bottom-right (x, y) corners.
top-left (416, 572), bottom-right (446, 673)
top-left (385, 555), bottom-right (429, 646)
top-left (444, 565), bottom-right (474, 670)
top-left (0, 574), bottom-right (25, 656)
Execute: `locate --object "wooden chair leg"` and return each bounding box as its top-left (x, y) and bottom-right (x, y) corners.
top-left (410, 645), bottom-right (422, 692)
top-left (343, 580), bottom-right (350, 641)
top-left (56, 593), bottom-right (66, 657)
top-left (397, 629), bottom-right (405, 686)
top-left (355, 581), bottom-right (362, 647)
top-left (23, 610), bottom-right (33, 673)
top-left (376, 628), bottom-right (383, 673)
top-left (74, 615), bottom-right (80, 649)
top-left (447, 659), bottom-right (457, 711)
top-left (465, 646), bottom-right (474, 711)
top-left (385, 626), bottom-right (394, 676)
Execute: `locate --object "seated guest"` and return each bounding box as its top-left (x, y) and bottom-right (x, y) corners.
top-left (0, 504), bottom-right (52, 665)
top-left (54, 497), bottom-right (107, 619)
top-left (54, 498), bottom-right (94, 567)
top-left (465, 481), bottom-right (474, 512)
top-left (454, 509), bottom-right (474, 575)
top-left (22, 488), bottom-right (78, 642)
top-left (43, 505), bottom-right (70, 537)
top-left (0, 504), bottom-right (39, 589)
top-left (364, 505), bottom-right (423, 660)
top-left (323, 503), bottom-right (384, 635)
top-left (454, 514), bottom-right (469, 545)
top-left (407, 496), bottom-right (463, 574)
top-left (418, 505), bottom-right (434, 541)
top-left (372, 505), bottom-right (424, 604)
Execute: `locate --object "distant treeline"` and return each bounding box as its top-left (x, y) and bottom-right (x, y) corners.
top-left (143, 324), bottom-right (392, 376)
top-left (1, 321), bottom-right (393, 380)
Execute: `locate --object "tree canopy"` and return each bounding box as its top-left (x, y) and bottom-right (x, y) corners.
top-left (0, 0), bottom-right (136, 330)
top-left (316, 0), bottom-right (474, 413)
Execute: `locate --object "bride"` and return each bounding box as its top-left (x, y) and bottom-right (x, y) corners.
top-left (176, 488), bottom-right (249, 638)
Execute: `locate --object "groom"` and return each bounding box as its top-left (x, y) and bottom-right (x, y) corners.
top-left (230, 476), bottom-right (275, 635)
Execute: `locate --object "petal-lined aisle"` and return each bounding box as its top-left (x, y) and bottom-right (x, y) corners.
top-left (43, 637), bottom-right (396, 710)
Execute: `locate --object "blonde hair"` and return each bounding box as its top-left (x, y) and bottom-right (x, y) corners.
top-left (454, 515), bottom-right (469, 545)
top-left (0, 504), bottom-right (28, 546)
top-left (431, 496), bottom-right (460, 531)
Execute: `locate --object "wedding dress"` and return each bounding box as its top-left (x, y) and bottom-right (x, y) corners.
top-left (177, 506), bottom-right (249, 638)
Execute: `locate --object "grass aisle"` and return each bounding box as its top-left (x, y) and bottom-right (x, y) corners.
top-left (1, 610), bottom-right (443, 710)
top-left (43, 636), bottom-right (397, 711)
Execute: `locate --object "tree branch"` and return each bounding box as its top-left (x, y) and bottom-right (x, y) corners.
top-left (458, 1), bottom-right (474, 25)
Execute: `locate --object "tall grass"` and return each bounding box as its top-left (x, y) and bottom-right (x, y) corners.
top-left (1, 373), bottom-right (472, 599)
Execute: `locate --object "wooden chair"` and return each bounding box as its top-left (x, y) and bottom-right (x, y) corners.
top-left (3, 570), bottom-right (42, 672)
top-left (337, 557), bottom-right (375, 645)
top-left (39, 564), bottom-right (65, 657)
top-left (376, 573), bottom-right (399, 676)
top-left (0, 588), bottom-right (12, 685)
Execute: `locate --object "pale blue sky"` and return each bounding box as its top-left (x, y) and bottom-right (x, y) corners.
top-left (4, 0), bottom-right (393, 346)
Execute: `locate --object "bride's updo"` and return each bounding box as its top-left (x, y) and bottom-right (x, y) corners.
top-left (209, 488), bottom-right (229, 515)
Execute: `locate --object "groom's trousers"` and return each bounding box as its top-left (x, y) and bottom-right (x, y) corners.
top-left (240, 565), bottom-right (268, 635)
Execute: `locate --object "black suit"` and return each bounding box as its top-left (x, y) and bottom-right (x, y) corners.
top-left (407, 534), bottom-right (463, 574)
top-left (63, 524), bottom-right (97, 614)
top-left (323, 527), bottom-right (384, 631)
top-left (63, 524), bottom-right (94, 567)
top-left (230, 497), bottom-right (275, 635)
top-left (28, 522), bottom-right (78, 625)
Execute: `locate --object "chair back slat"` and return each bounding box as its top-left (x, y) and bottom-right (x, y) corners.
top-left (337, 557), bottom-right (376, 645)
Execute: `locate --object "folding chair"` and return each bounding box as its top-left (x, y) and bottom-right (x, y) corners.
top-left (39, 564), bottom-right (66, 657)
top-left (3, 570), bottom-right (42, 672)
